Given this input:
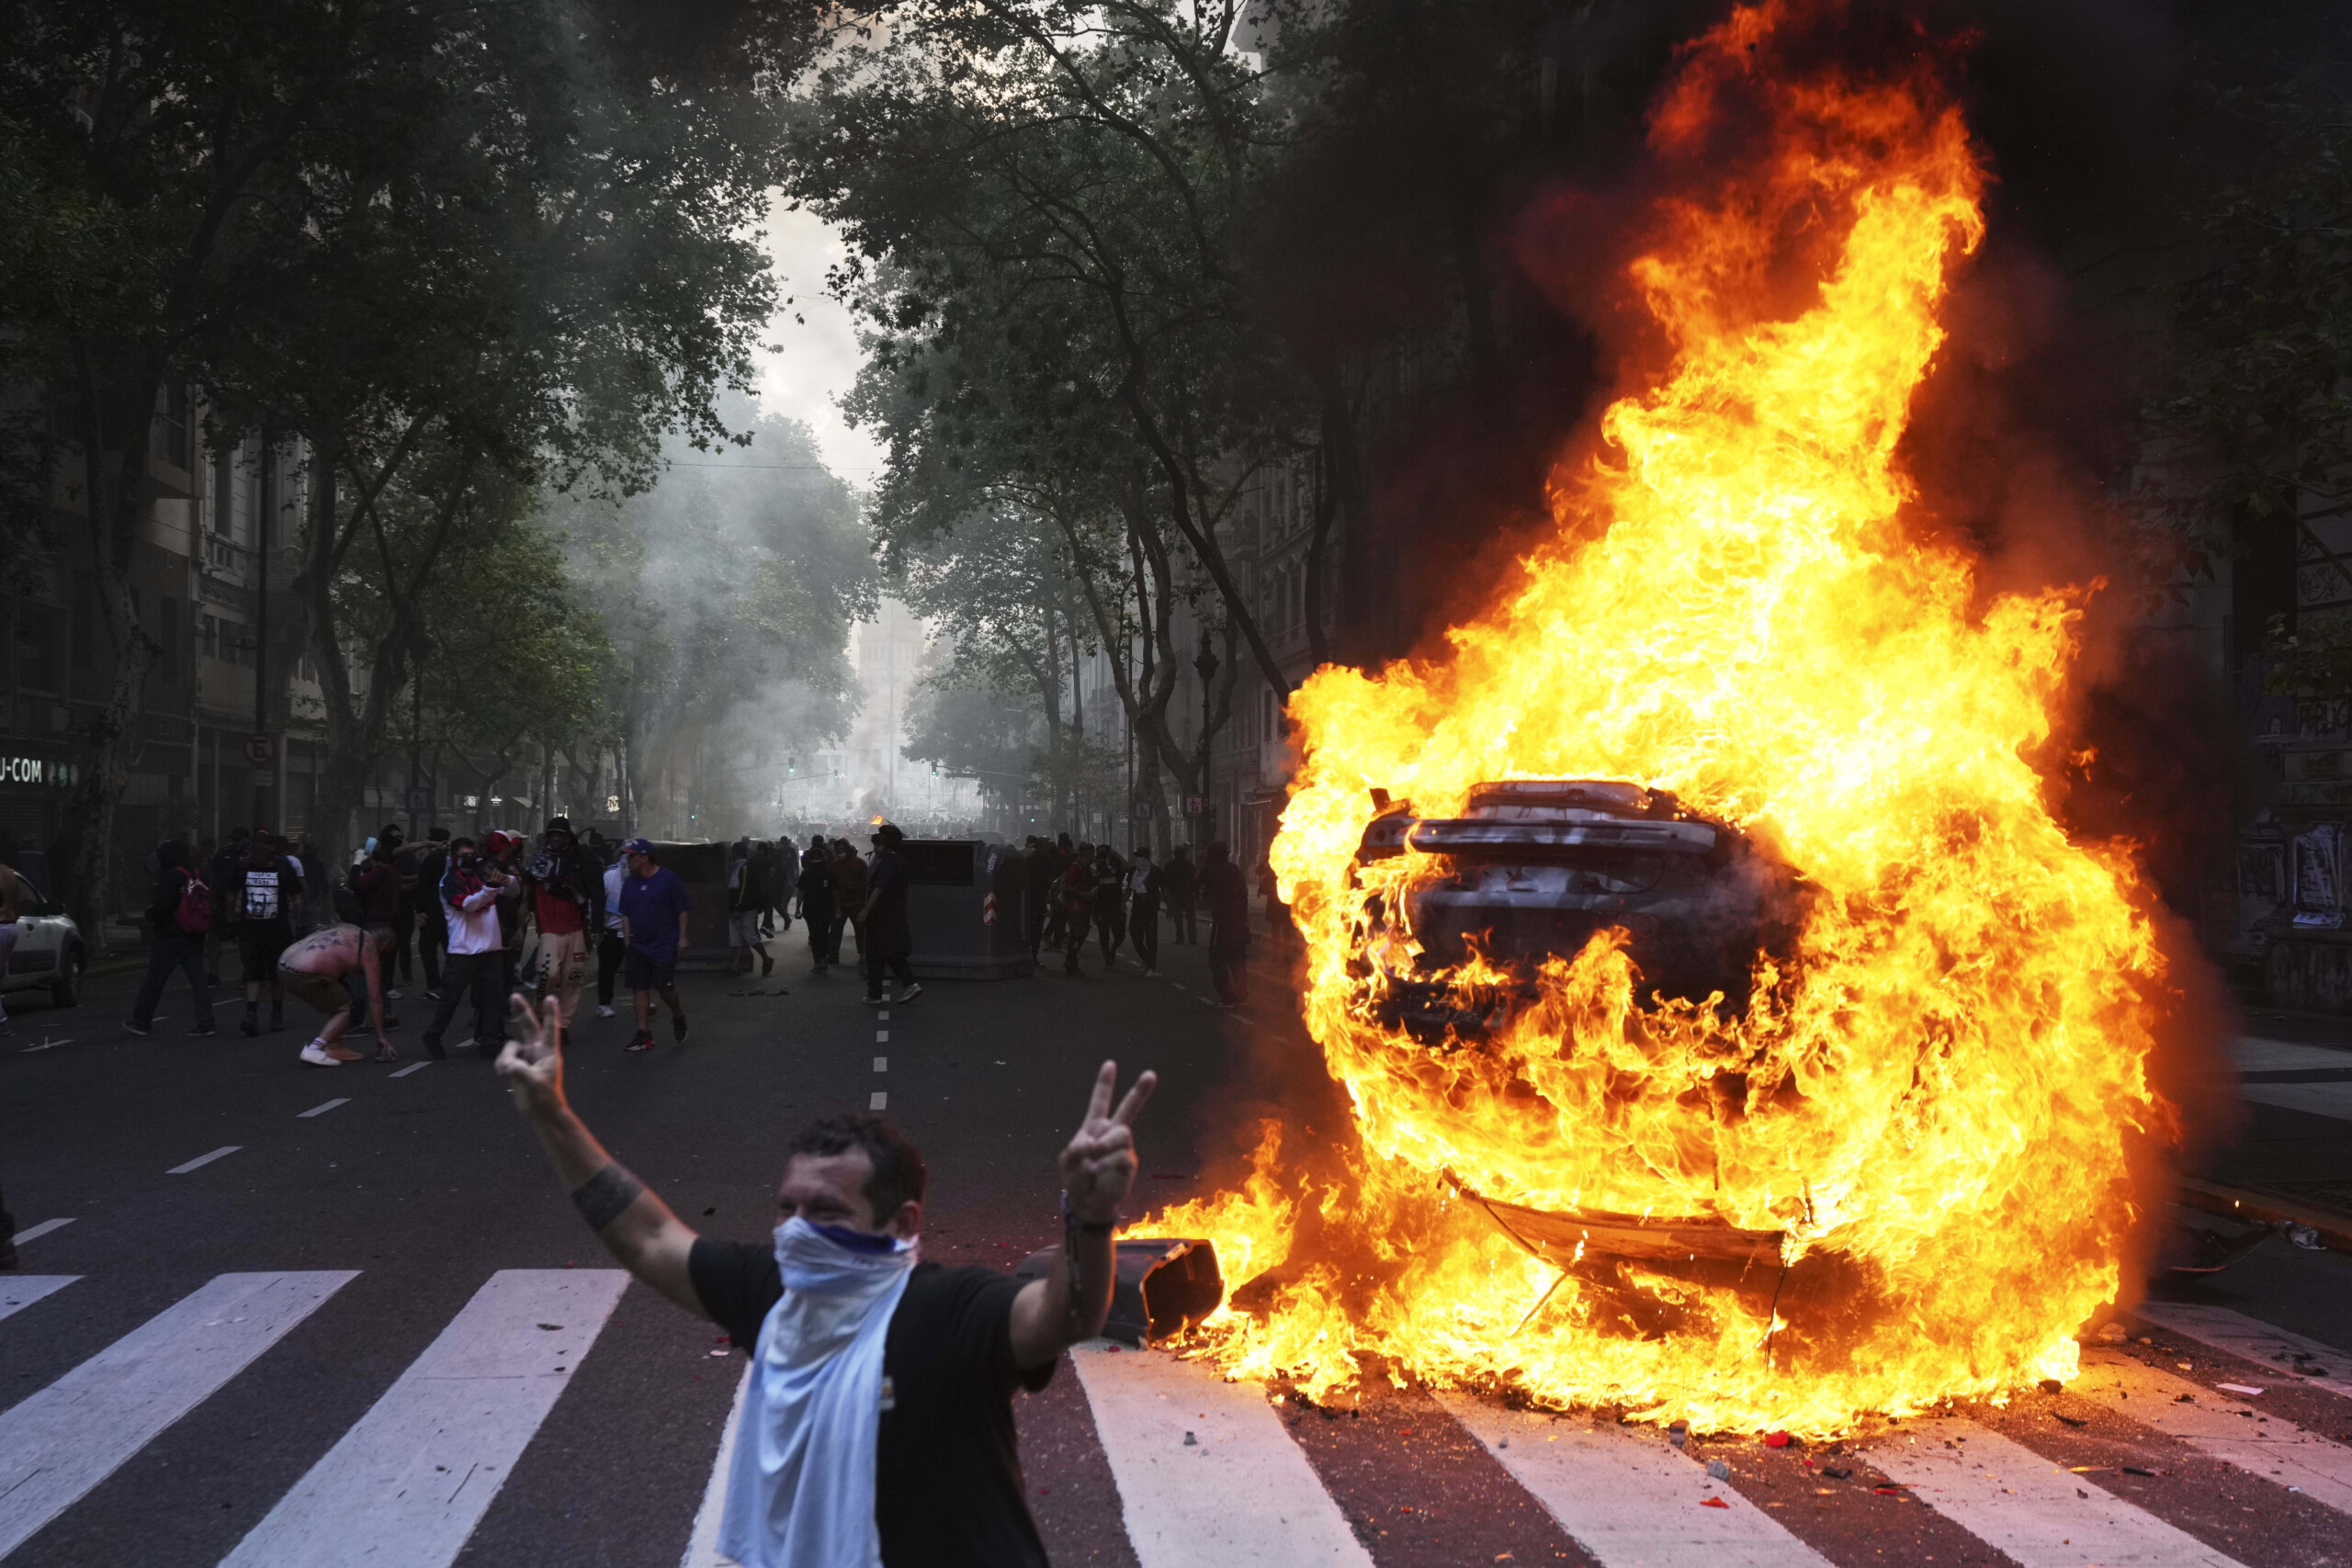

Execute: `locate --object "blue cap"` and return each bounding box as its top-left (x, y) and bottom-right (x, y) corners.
top-left (620, 837), bottom-right (655, 857)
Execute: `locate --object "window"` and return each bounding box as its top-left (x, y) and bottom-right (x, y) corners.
top-left (155, 381), bottom-right (190, 470)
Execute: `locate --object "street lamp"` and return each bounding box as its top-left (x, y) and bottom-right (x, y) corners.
top-left (1193, 640), bottom-right (1218, 845)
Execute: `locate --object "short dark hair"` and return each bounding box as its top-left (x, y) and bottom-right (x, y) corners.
top-left (786, 1113), bottom-right (928, 1220)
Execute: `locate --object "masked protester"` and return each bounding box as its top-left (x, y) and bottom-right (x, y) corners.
top-left (420, 837), bottom-right (513, 1060)
top-left (1125, 846), bottom-right (1163, 976)
top-left (799, 836), bottom-right (835, 976)
top-left (497, 988), bottom-right (1155, 1568)
top-left (1090, 844), bottom-right (1127, 971)
top-left (858, 823), bottom-right (921, 1006)
top-left (1057, 846), bottom-right (1094, 976)
top-left (524, 817), bottom-right (603, 1045)
top-left (1203, 840), bottom-right (1250, 1007)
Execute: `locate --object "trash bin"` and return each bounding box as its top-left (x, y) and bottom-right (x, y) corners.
top-left (646, 840), bottom-right (731, 971)
top-left (904, 839), bottom-right (1032, 978)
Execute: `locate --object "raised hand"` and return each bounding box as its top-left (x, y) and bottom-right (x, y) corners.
top-left (1058, 1060), bottom-right (1157, 1226)
top-left (496, 992), bottom-right (567, 1117)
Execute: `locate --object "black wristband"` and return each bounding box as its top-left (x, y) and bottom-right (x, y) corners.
top-left (571, 1163), bottom-right (644, 1231)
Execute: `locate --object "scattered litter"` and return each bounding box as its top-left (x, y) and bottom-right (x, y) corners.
top-left (537, 1323), bottom-right (562, 1332)
top-left (1822, 1466), bottom-right (1851, 1480)
top-left (1815, 1487), bottom-right (1834, 1495)
top-left (2121, 1466), bottom-right (2156, 1477)
top-left (2175, 1361), bottom-right (2192, 1372)
top-left (2053, 1412), bottom-right (2087, 1427)
top-left (710, 1348), bottom-right (729, 1357)
top-left (2285, 1223), bottom-right (2322, 1250)
top-left (1706, 1460), bottom-right (1732, 1481)
top-left (1764, 1431), bottom-right (1791, 1449)
top-left (2217, 1382), bottom-right (2265, 1396)
top-left (2173, 1393), bottom-right (2195, 1404)
top-left (2067, 1465), bottom-right (2110, 1473)
top-left (1182, 1431), bottom-right (1197, 1447)
top-left (2039, 1378), bottom-right (2064, 1393)
top-left (2138, 1337), bottom-right (2154, 1345)
top-left (1498, 1438), bottom-right (1509, 1450)
top-left (2094, 1323), bottom-right (2128, 1344)
top-left (1669, 1430), bottom-right (1688, 1449)
top-left (2075, 1488), bottom-right (2088, 1499)
top-left (1699, 1496), bottom-right (1730, 1509)
top-left (1104, 1345), bottom-right (1121, 1354)
top-left (1872, 1485), bottom-right (1905, 1497)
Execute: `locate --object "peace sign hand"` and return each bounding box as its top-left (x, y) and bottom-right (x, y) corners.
top-left (1059, 1060), bottom-right (1158, 1227)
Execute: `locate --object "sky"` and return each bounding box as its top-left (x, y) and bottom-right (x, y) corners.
top-left (753, 197), bottom-right (888, 486)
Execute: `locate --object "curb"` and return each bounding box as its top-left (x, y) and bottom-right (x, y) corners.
top-left (2176, 1175), bottom-right (2352, 1254)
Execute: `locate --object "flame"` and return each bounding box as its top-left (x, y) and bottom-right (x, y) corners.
top-left (1136, 1), bottom-right (2182, 1434)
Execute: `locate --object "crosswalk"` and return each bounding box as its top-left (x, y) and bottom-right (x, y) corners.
top-left (2, 1272), bottom-right (2347, 1567)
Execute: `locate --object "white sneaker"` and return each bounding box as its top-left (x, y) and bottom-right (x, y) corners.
top-left (596, 1004), bottom-right (616, 1019)
top-left (385, 987), bottom-right (405, 1000)
top-left (1144, 968), bottom-right (1159, 978)
top-left (299, 1041), bottom-right (341, 1067)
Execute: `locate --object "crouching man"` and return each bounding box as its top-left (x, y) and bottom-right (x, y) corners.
top-left (279, 923), bottom-right (396, 1066)
top-left (495, 994), bottom-right (1154, 1567)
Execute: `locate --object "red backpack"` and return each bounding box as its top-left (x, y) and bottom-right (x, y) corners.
top-left (175, 873), bottom-right (214, 934)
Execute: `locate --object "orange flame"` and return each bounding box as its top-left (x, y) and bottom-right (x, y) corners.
top-left (1137, 1), bottom-right (2182, 1434)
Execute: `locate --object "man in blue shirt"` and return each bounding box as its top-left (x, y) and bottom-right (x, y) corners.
top-left (616, 838), bottom-right (692, 1053)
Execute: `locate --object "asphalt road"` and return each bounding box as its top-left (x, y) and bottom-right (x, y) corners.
top-left (5, 932), bottom-right (2351, 1568)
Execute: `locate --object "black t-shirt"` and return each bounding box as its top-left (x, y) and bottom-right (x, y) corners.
top-left (865, 850), bottom-right (910, 954)
top-left (688, 1240), bottom-right (1052, 1568)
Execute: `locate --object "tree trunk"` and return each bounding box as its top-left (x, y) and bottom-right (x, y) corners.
top-left (54, 358), bottom-right (167, 952)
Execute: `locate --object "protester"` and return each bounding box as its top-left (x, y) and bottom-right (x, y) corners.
top-left (830, 839), bottom-right (867, 966)
top-left (0, 857), bottom-right (28, 1033)
top-left (727, 836), bottom-right (774, 977)
top-left (617, 837), bottom-right (692, 1052)
top-left (1164, 843), bottom-right (1197, 946)
top-left (799, 836), bottom-right (835, 976)
top-left (226, 831), bottom-right (304, 1037)
top-left (1126, 845), bottom-right (1163, 977)
top-left (205, 826), bottom-right (249, 986)
top-left (1203, 840), bottom-right (1250, 1007)
top-left (1022, 837), bottom-right (1053, 968)
top-left (525, 817), bottom-right (603, 1046)
top-left (1040, 832), bottom-right (1074, 957)
top-left (485, 829), bottom-right (529, 1004)
top-left (1258, 858), bottom-right (1292, 960)
top-left (281, 922), bottom-right (396, 1066)
top-left (1058, 846), bottom-right (1094, 976)
top-left (126, 840), bottom-right (217, 1037)
top-left (1090, 843), bottom-right (1127, 971)
top-left (496, 986), bottom-right (1155, 1568)
top-left (595, 840), bottom-right (628, 1018)
top-left (356, 827), bottom-right (406, 965)
top-left (859, 822), bottom-right (922, 1006)
top-left (388, 831), bottom-right (427, 997)
top-left (420, 836), bottom-right (512, 1060)
top-left (413, 827), bottom-right (451, 997)
top-left (766, 836), bottom-right (797, 937)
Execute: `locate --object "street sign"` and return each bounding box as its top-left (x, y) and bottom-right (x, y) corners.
top-left (243, 732), bottom-right (278, 766)
top-left (1131, 798), bottom-right (1153, 820)
top-left (1182, 794), bottom-right (1204, 818)
top-left (402, 785), bottom-right (435, 817)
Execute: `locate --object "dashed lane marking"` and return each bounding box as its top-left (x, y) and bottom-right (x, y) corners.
top-left (165, 1145), bottom-right (242, 1175)
top-left (0, 1275), bottom-right (79, 1322)
top-left (297, 1098), bottom-right (350, 1119)
top-left (868, 1091), bottom-right (888, 1111)
top-left (9, 1217), bottom-right (74, 1246)
top-left (876, 1030), bottom-right (889, 1043)
top-left (878, 1010), bottom-right (889, 1021)
top-left (389, 1061), bottom-right (433, 1078)
top-left (0, 1271), bottom-right (357, 1559)
top-left (17, 1034), bottom-right (74, 1053)
top-left (873, 1056), bottom-right (888, 1072)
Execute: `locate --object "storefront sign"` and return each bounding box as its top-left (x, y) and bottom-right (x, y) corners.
top-left (0, 756), bottom-right (74, 788)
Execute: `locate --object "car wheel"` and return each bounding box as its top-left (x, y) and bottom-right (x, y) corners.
top-left (51, 946), bottom-right (81, 1009)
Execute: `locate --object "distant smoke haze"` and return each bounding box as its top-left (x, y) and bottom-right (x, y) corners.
top-left (756, 196), bottom-right (887, 483)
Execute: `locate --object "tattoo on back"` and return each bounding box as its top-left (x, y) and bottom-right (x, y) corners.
top-left (571, 1163), bottom-right (645, 1232)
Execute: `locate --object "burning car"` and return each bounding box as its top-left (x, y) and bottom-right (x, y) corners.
top-left (1352, 779), bottom-right (1802, 1041)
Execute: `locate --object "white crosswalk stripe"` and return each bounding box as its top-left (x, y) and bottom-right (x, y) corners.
top-left (0, 1270), bottom-right (356, 1561)
top-left (681, 1366), bottom-right (752, 1568)
top-left (217, 1269), bottom-right (629, 1568)
top-left (1069, 1339), bottom-right (1374, 1567)
top-left (2135, 1302), bottom-right (2352, 1402)
top-left (1862, 1416), bottom-right (2246, 1567)
top-left (1437, 1393), bottom-right (1836, 1567)
top-left (0, 1275), bottom-right (78, 1323)
top-left (2070, 1348), bottom-right (2352, 1516)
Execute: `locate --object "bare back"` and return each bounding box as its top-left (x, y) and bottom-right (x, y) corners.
top-left (279, 923), bottom-right (364, 978)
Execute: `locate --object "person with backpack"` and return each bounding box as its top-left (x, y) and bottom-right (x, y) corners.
top-left (226, 831), bottom-right (305, 1037)
top-left (127, 840), bottom-right (217, 1037)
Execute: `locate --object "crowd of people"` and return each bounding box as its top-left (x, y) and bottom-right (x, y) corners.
top-left (1009, 834), bottom-right (1265, 1005)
